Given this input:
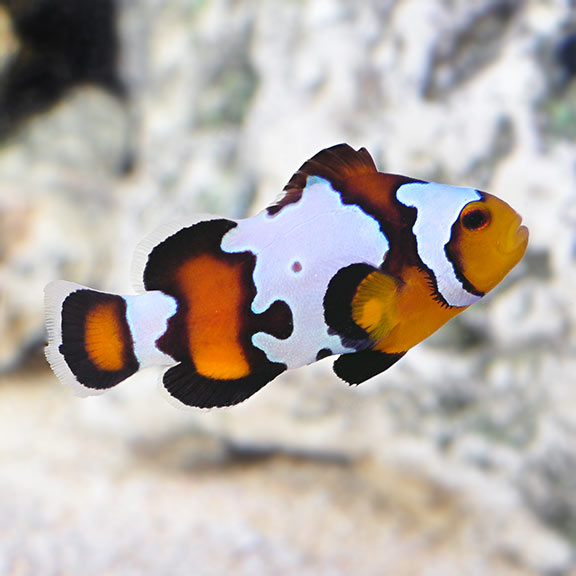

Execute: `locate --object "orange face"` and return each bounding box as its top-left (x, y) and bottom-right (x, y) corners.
top-left (448, 193), bottom-right (529, 294)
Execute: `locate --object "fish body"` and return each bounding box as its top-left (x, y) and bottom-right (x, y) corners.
top-left (45, 144), bottom-right (528, 407)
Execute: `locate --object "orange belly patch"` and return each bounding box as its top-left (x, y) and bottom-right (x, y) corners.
top-left (84, 301), bottom-right (127, 371)
top-left (177, 254), bottom-right (250, 380)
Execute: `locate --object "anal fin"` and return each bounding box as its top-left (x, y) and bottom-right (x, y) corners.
top-left (333, 350), bottom-right (406, 385)
top-left (163, 362), bottom-right (286, 408)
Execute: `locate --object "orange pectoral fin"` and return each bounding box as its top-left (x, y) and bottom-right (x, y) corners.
top-left (351, 270), bottom-right (400, 343)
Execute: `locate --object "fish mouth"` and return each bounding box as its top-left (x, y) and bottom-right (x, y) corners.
top-left (500, 215), bottom-right (529, 255)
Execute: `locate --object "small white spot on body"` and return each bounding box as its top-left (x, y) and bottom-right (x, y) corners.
top-left (221, 177), bottom-right (389, 369)
top-left (396, 181), bottom-right (482, 307)
top-left (125, 291), bottom-right (178, 367)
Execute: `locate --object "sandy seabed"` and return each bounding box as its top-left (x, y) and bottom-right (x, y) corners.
top-left (0, 361), bottom-right (542, 576)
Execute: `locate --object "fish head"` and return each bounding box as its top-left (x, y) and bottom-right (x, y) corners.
top-left (446, 192), bottom-right (529, 295)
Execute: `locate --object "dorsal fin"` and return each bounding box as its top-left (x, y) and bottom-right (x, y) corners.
top-left (268, 144), bottom-right (379, 215)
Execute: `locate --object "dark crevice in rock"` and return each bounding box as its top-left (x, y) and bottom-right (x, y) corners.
top-left (557, 31), bottom-right (576, 82)
top-left (537, 27), bottom-right (576, 143)
top-left (423, 1), bottom-right (519, 100)
top-left (0, 0), bottom-right (123, 138)
top-left (465, 115), bottom-right (516, 188)
top-left (519, 449), bottom-right (576, 544)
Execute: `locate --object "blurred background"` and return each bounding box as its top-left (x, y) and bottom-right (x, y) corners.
top-left (0, 0), bottom-right (575, 574)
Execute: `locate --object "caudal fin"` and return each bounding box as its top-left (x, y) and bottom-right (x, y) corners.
top-left (44, 281), bottom-right (140, 395)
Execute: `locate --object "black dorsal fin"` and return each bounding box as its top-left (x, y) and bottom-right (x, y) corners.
top-left (268, 144), bottom-right (379, 214)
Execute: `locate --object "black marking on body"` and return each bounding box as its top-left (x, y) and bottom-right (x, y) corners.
top-left (316, 348), bottom-right (333, 361)
top-left (417, 262), bottom-right (452, 309)
top-left (253, 300), bottom-right (293, 340)
top-left (324, 263), bottom-right (374, 346)
top-left (339, 183), bottom-right (421, 279)
top-left (444, 220), bottom-right (485, 299)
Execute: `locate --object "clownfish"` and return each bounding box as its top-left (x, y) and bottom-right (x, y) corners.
top-left (44, 144), bottom-right (528, 408)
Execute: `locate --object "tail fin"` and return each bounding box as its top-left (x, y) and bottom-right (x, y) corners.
top-left (45, 281), bottom-right (142, 395)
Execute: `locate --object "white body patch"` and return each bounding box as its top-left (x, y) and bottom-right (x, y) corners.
top-left (221, 177), bottom-right (389, 369)
top-left (396, 182), bottom-right (482, 307)
top-left (125, 291), bottom-right (178, 367)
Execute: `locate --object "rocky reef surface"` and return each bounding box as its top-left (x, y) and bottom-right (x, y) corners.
top-left (0, 1), bottom-right (575, 574)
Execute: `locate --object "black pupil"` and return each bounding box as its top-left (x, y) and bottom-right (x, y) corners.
top-left (462, 209), bottom-right (487, 230)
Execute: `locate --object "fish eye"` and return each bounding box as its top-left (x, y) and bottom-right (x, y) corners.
top-left (461, 207), bottom-right (491, 231)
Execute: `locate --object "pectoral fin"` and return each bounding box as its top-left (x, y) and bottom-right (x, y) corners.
top-left (324, 264), bottom-right (400, 346)
top-left (333, 350), bottom-right (406, 385)
top-left (351, 268), bottom-right (400, 342)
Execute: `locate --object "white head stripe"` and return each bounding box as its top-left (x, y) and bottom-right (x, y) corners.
top-left (396, 182), bottom-right (482, 307)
